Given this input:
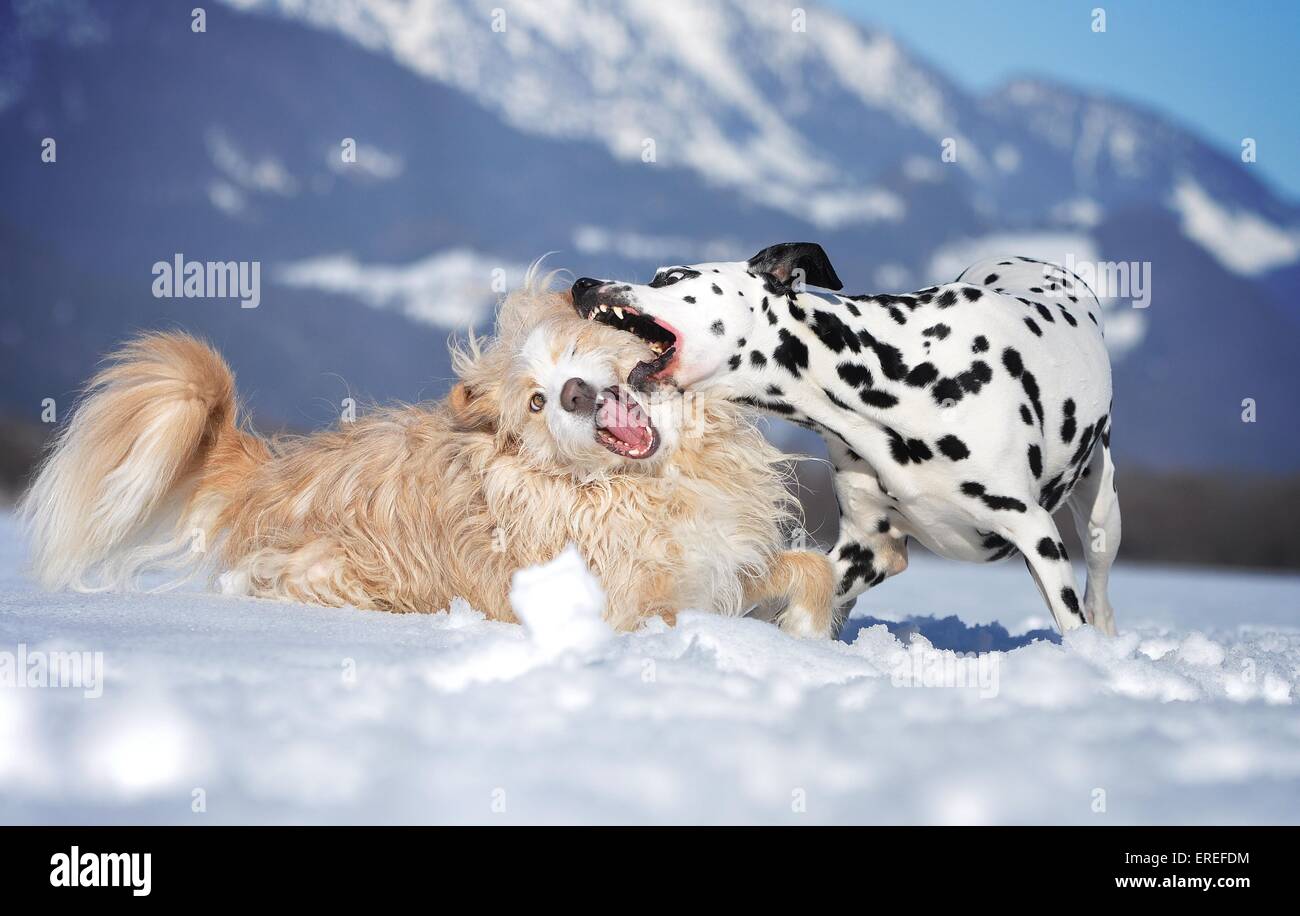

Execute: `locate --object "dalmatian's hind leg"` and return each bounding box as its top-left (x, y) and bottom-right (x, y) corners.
top-left (1065, 442), bottom-right (1121, 636)
top-left (1000, 507), bottom-right (1089, 634)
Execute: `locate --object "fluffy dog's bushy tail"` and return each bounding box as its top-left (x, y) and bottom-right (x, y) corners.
top-left (19, 332), bottom-right (266, 591)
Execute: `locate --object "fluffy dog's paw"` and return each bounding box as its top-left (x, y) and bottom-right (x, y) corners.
top-left (777, 604), bottom-right (835, 640)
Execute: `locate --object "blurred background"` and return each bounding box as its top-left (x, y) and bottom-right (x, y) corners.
top-left (2, 0), bottom-right (1297, 568)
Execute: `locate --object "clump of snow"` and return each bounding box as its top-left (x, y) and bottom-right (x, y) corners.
top-left (1, 512), bottom-right (1297, 825)
top-left (510, 545), bottom-right (612, 657)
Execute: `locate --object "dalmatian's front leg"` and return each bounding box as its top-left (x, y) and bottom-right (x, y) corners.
top-left (826, 444), bottom-right (909, 629)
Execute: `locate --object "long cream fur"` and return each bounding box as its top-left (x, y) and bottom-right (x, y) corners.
top-left (20, 286), bottom-right (835, 635)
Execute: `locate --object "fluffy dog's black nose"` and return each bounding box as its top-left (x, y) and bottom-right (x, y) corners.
top-left (560, 378), bottom-right (598, 414)
top-left (571, 277), bottom-right (603, 297)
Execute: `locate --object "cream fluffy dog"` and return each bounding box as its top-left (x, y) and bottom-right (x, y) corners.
top-left (20, 286), bottom-right (835, 636)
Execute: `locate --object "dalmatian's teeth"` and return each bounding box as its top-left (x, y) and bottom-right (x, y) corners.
top-left (613, 307), bottom-right (625, 320)
top-left (599, 304), bottom-right (609, 313)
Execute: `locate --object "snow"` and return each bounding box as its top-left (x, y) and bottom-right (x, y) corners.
top-left (1169, 177), bottom-right (1300, 275)
top-left (219, 0), bottom-right (947, 227)
top-left (276, 248), bottom-right (524, 329)
top-left (1, 511), bottom-right (1297, 825)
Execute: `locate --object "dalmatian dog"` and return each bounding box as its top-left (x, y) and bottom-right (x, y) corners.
top-left (571, 243), bottom-right (1120, 638)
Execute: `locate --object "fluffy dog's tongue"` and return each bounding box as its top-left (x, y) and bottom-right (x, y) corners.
top-left (597, 391), bottom-right (651, 448)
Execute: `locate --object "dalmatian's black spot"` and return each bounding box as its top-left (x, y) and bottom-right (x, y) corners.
top-left (710, 320), bottom-right (726, 336)
top-left (1060, 399), bottom-right (1077, 443)
top-left (1028, 444), bottom-right (1042, 478)
top-left (810, 310), bottom-right (861, 354)
top-left (683, 295), bottom-right (696, 304)
top-left (737, 338), bottom-right (746, 348)
top-left (936, 289), bottom-right (958, 308)
top-left (843, 300), bottom-right (861, 317)
top-left (773, 329), bottom-right (809, 376)
top-left (711, 283), bottom-right (723, 295)
top-left (986, 542), bottom-right (1019, 562)
top-left (1036, 537), bottom-right (1060, 560)
top-left (1069, 422), bottom-right (1097, 469)
top-left (984, 273), bottom-right (999, 285)
top-left (960, 481), bottom-right (1028, 513)
top-left (1057, 541), bottom-right (1069, 561)
top-left (1035, 303), bottom-right (1055, 323)
top-left (1061, 587), bottom-right (1083, 620)
top-left (728, 354), bottom-right (741, 371)
top-left (1019, 404), bottom-right (1034, 426)
top-left (749, 350), bottom-right (767, 368)
top-left (766, 309), bottom-right (778, 326)
top-left (931, 377), bottom-right (963, 406)
top-left (887, 307), bottom-right (907, 325)
top-left (962, 287), bottom-right (983, 302)
top-left (1038, 473), bottom-right (1067, 511)
top-left (788, 302), bottom-right (807, 323)
top-left (735, 396), bottom-right (795, 416)
top-left (837, 361), bottom-right (873, 388)
top-left (837, 543), bottom-right (879, 596)
top-left (887, 427), bottom-right (933, 465)
top-left (957, 360), bottom-right (993, 393)
top-left (922, 323), bottom-right (951, 340)
top-left (1059, 306), bottom-right (1078, 327)
top-left (1002, 347), bottom-right (1024, 377)
top-left (972, 335), bottom-right (989, 353)
top-left (906, 362), bottom-right (939, 388)
top-left (876, 518), bottom-right (891, 533)
top-left (854, 330), bottom-right (909, 383)
top-left (860, 388), bottom-right (899, 409)
top-left (936, 435), bottom-right (970, 461)
top-left (1024, 317), bottom-right (1042, 337)
top-left (765, 384), bottom-right (783, 397)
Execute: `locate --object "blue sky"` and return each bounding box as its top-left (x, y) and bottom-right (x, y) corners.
top-left (828, 0), bottom-right (1300, 200)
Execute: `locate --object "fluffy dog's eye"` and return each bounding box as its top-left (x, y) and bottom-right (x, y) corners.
top-left (529, 392), bottom-right (546, 412)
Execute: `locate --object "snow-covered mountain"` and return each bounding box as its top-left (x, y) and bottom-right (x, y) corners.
top-left (1, 0), bottom-right (1297, 471)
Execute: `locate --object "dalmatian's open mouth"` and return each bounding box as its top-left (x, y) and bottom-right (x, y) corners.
top-left (594, 385), bottom-right (658, 459)
top-left (575, 300), bottom-right (679, 387)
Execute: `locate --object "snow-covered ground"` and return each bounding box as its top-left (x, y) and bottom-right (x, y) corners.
top-left (1, 511), bottom-right (1296, 825)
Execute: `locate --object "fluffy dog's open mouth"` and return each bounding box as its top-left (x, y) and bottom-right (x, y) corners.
top-left (577, 301), bottom-right (679, 387)
top-left (595, 386), bottom-right (658, 459)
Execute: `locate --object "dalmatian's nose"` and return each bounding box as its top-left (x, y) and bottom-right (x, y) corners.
top-left (560, 377), bottom-right (598, 414)
top-left (571, 277), bottom-right (603, 297)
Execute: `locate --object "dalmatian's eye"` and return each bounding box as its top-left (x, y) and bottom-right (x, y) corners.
top-left (649, 268), bottom-right (698, 289)
top-left (529, 392), bottom-right (546, 412)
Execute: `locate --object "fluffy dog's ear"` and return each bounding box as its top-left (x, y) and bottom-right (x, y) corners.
top-left (748, 242), bottom-right (843, 291)
top-left (448, 382), bottom-right (496, 432)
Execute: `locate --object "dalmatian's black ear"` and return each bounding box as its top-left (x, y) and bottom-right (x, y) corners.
top-left (747, 242), bottom-right (843, 291)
